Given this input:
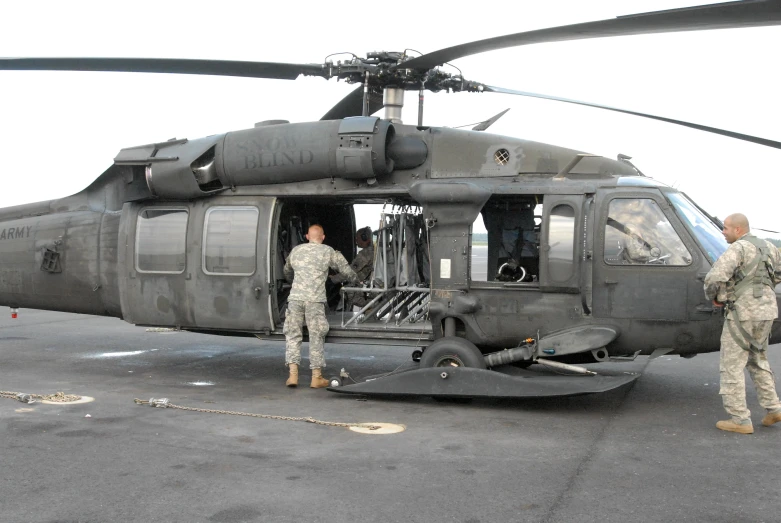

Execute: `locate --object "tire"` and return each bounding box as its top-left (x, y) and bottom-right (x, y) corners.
top-left (420, 337), bottom-right (486, 369)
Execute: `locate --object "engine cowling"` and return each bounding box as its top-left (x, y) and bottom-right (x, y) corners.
top-left (114, 117), bottom-right (397, 199)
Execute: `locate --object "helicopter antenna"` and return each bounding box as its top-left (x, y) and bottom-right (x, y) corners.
top-left (617, 154), bottom-right (645, 176)
top-left (449, 108), bottom-right (511, 131)
top-left (472, 108), bottom-right (510, 131)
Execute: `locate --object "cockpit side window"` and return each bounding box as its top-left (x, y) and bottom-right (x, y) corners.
top-left (666, 192), bottom-right (727, 263)
top-left (604, 199), bottom-right (691, 266)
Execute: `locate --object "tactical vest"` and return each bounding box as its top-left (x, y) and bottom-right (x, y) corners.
top-left (731, 235), bottom-right (775, 300)
top-left (726, 235), bottom-right (776, 353)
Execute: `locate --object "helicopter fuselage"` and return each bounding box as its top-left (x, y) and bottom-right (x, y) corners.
top-left (1, 117), bottom-right (778, 362)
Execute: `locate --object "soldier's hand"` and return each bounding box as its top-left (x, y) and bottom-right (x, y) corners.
top-left (712, 299), bottom-right (724, 307)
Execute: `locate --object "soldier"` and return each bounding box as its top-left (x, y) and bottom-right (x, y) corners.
top-left (704, 213), bottom-right (781, 434)
top-left (330, 226), bottom-right (374, 308)
top-left (283, 224), bottom-right (358, 388)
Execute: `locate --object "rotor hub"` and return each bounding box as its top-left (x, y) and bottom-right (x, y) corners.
top-left (325, 52), bottom-right (478, 94)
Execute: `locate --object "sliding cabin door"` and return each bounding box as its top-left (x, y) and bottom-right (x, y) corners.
top-left (119, 197), bottom-right (275, 332)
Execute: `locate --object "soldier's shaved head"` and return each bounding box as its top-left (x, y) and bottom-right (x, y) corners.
top-left (306, 224), bottom-right (325, 244)
top-left (726, 213), bottom-right (750, 230)
top-left (722, 213), bottom-right (750, 244)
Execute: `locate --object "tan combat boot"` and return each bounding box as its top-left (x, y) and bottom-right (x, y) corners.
top-left (286, 363), bottom-right (299, 387)
top-left (762, 409), bottom-right (781, 427)
top-left (310, 368), bottom-right (329, 389)
top-left (716, 419), bottom-right (754, 434)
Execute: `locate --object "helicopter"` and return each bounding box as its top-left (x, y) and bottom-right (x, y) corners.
top-left (1, 1), bottom-right (781, 398)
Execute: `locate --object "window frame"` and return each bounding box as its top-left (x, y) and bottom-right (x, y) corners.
top-left (468, 195), bottom-right (542, 288)
top-left (603, 197), bottom-right (693, 267)
top-left (201, 205), bottom-right (260, 277)
top-left (135, 207), bottom-right (189, 275)
top-left (547, 203), bottom-right (577, 283)
top-left (665, 191), bottom-right (728, 264)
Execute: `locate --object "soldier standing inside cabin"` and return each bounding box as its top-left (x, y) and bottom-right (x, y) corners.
top-left (283, 224), bottom-right (358, 388)
top-left (704, 213), bottom-right (781, 434)
top-left (330, 226), bottom-right (374, 308)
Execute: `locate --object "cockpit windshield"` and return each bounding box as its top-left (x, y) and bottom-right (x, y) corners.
top-left (666, 192), bottom-right (727, 263)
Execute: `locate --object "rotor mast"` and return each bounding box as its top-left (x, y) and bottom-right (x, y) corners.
top-left (383, 87), bottom-right (404, 124)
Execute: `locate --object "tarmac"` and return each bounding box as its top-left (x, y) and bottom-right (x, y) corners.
top-left (2, 310), bottom-right (781, 523)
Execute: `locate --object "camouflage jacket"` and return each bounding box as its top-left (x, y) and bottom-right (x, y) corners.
top-left (284, 243), bottom-right (358, 302)
top-left (704, 234), bottom-right (781, 320)
top-left (331, 244), bottom-right (374, 284)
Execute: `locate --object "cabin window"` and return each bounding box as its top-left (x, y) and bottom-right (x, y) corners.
top-left (548, 204), bottom-right (576, 282)
top-left (203, 207), bottom-right (259, 275)
top-left (604, 199), bottom-right (691, 266)
top-left (136, 208), bottom-right (188, 274)
top-left (470, 196), bottom-right (541, 283)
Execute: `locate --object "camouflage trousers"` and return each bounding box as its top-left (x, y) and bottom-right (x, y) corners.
top-left (284, 300), bottom-right (330, 370)
top-left (349, 292), bottom-right (371, 310)
top-left (719, 319), bottom-right (781, 422)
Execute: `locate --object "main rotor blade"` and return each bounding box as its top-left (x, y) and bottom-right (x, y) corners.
top-left (320, 85), bottom-right (385, 120)
top-left (481, 84), bottom-right (781, 150)
top-left (0, 57), bottom-right (328, 80)
top-left (401, 1), bottom-right (781, 70)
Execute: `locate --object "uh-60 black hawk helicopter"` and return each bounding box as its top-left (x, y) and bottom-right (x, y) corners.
top-left (2, 1), bottom-right (781, 399)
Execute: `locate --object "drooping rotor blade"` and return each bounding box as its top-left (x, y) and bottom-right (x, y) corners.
top-left (480, 84), bottom-right (781, 150)
top-left (401, 1), bottom-right (781, 70)
top-left (0, 57), bottom-right (328, 80)
top-left (320, 85), bottom-right (385, 120)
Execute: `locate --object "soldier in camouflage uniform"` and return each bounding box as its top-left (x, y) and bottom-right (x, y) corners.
top-left (283, 224), bottom-right (358, 388)
top-left (330, 227), bottom-right (374, 308)
top-left (704, 213), bottom-right (781, 434)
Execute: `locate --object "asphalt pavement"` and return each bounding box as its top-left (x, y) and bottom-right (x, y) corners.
top-left (2, 310), bottom-right (780, 523)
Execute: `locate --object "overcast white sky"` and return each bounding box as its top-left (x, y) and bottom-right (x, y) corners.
top-left (1, 1), bottom-right (779, 235)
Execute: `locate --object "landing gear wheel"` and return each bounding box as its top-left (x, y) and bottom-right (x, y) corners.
top-left (328, 376), bottom-right (343, 388)
top-left (419, 337), bottom-right (486, 369)
top-left (411, 349), bottom-right (423, 362)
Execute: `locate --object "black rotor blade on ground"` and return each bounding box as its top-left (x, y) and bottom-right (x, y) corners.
top-left (320, 85), bottom-right (385, 120)
top-left (480, 84), bottom-right (781, 150)
top-left (401, 1), bottom-right (781, 70)
top-left (0, 57), bottom-right (328, 80)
